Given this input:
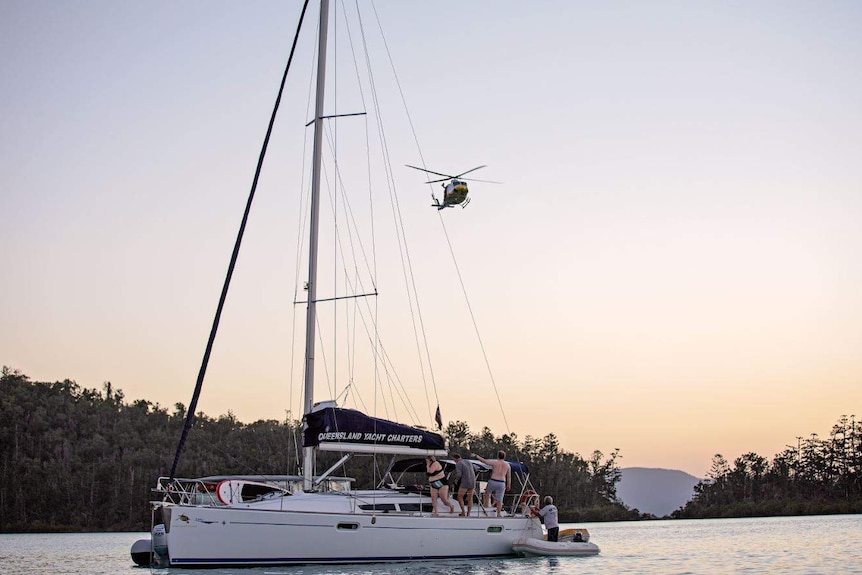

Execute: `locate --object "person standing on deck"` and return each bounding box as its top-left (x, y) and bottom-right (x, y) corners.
top-left (452, 453), bottom-right (476, 517)
top-left (472, 450), bottom-right (510, 517)
top-left (425, 455), bottom-right (455, 516)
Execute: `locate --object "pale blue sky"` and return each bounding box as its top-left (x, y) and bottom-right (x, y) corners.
top-left (2, 1), bottom-right (861, 476)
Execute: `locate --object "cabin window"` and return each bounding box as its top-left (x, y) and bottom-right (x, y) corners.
top-left (486, 526), bottom-right (503, 533)
top-left (240, 484), bottom-right (283, 502)
top-left (337, 523), bottom-right (360, 531)
top-left (358, 504), bottom-right (397, 512)
top-left (398, 503), bottom-right (434, 512)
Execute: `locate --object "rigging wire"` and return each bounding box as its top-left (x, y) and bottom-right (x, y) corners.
top-left (304, 131), bottom-right (425, 425)
top-left (355, 0), bottom-right (383, 498)
top-left (339, 2), bottom-right (374, 410)
top-left (369, 0), bottom-right (512, 434)
top-left (297, 2), bottom-right (427, 428)
top-left (170, 0), bottom-right (312, 479)
top-left (437, 214), bottom-right (512, 435)
top-left (286, 1), bottom-right (473, 447)
top-left (347, 0), bottom-right (380, 451)
top-left (363, 0), bottom-right (440, 427)
top-left (287, 15), bottom-right (319, 476)
top-left (332, 0), bottom-right (339, 413)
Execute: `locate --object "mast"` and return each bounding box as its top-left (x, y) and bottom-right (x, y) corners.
top-left (302, 0), bottom-right (330, 491)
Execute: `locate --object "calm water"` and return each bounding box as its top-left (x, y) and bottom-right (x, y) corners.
top-left (1, 515), bottom-right (860, 574)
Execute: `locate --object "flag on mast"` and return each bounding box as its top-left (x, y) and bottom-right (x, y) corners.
top-left (434, 405), bottom-right (443, 430)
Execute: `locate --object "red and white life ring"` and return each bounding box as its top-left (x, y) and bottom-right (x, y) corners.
top-left (520, 490), bottom-right (538, 505)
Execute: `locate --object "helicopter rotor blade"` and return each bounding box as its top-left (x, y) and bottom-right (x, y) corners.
top-left (426, 176), bottom-right (501, 184)
top-left (457, 177), bottom-right (502, 184)
top-left (453, 165), bottom-right (487, 178)
top-left (405, 164), bottom-right (456, 180)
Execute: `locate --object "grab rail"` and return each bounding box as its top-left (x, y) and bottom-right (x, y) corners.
top-left (153, 477), bottom-right (223, 506)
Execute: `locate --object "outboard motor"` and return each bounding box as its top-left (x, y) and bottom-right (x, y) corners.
top-left (152, 523), bottom-right (169, 565)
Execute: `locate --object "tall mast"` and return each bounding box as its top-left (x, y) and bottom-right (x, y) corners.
top-left (302, 0), bottom-right (330, 491)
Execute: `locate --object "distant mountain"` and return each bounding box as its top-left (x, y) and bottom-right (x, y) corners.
top-left (617, 467), bottom-right (701, 517)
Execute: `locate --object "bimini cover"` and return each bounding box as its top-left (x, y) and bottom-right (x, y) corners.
top-left (304, 407), bottom-right (447, 455)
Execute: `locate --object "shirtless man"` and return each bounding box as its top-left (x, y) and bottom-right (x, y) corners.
top-left (472, 450), bottom-right (511, 517)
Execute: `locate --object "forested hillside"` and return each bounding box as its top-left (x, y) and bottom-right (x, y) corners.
top-left (0, 369), bottom-right (297, 532)
top-left (0, 369), bottom-right (631, 532)
top-left (675, 415), bottom-right (862, 518)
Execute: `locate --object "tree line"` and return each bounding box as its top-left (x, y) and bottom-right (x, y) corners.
top-left (675, 414), bottom-right (862, 518)
top-left (0, 369), bottom-right (630, 532)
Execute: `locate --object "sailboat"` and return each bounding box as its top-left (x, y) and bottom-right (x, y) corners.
top-left (130, 1), bottom-right (545, 567)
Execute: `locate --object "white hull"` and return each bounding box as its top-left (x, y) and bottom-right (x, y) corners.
top-left (512, 536), bottom-right (600, 557)
top-left (158, 492), bottom-right (543, 566)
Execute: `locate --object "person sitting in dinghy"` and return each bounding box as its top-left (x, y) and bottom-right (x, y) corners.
top-left (531, 495), bottom-right (559, 542)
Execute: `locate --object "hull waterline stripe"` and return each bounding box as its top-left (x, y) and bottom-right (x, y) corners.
top-left (171, 552), bottom-right (515, 565)
top-left (226, 520), bottom-right (511, 532)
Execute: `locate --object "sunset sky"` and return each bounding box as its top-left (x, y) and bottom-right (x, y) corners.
top-left (2, 1), bottom-right (861, 478)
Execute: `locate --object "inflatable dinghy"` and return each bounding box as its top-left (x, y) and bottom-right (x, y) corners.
top-left (512, 534), bottom-right (600, 557)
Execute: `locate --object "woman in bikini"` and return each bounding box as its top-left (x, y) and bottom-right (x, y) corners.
top-left (425, 456), bottom-right (455, 516)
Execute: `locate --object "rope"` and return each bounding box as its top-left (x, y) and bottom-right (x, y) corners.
top-left (437, 214), bottom-right (512, 434)
top-left (169, 0), bottom-right (311, 479)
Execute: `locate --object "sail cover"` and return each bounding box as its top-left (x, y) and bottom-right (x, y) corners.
top-left (304, 407), bottom-right (447, 455)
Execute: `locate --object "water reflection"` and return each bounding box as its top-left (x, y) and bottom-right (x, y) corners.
top-left (2, 516), bottom-right (861, 575)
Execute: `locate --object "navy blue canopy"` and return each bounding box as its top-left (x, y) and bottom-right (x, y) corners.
top-left (304, 407), bottom-right (446, 453)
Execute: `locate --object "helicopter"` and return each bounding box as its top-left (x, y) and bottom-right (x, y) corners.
top-left (405, 164), bottom-right (499, 210)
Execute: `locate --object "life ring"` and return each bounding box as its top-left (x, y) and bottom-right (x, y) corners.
top-left (520, 490), bottom-right (537, 505)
